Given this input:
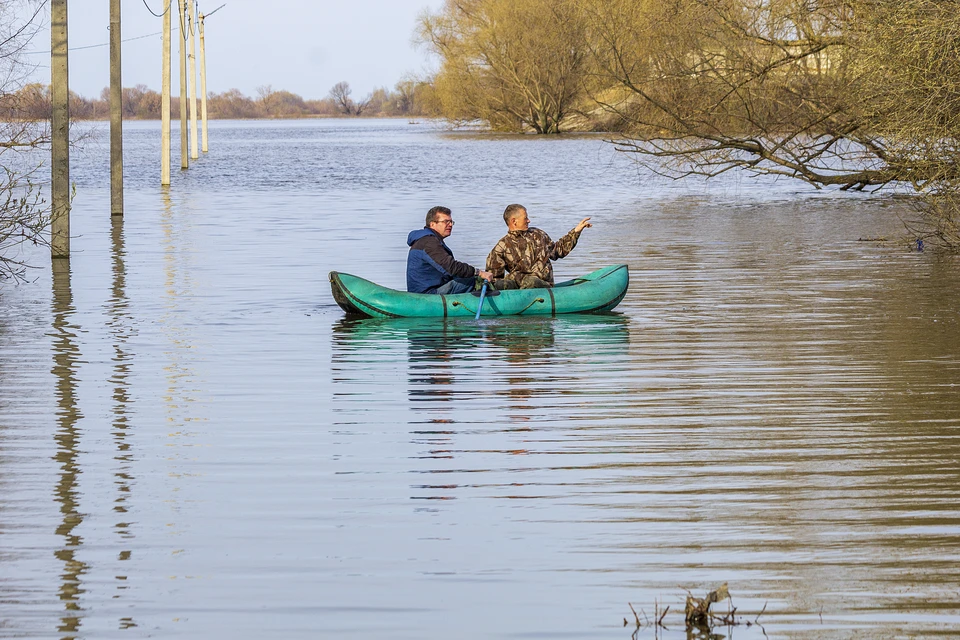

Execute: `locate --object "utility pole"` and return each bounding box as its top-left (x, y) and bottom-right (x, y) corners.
top-left (51, 0), bottom-right (70, 258)
top-left (199, 12), bottom-right (208, 153)
top-left (178, 0), bottom-right (188, 170)
top-left (110, 0), bottom-right (123, 216)
top-left (161, 0), bottom-right (171, 185)
top-left (188, 0), bottom-right (199, 160)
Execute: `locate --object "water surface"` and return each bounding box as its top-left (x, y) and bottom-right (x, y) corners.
top-left (2, 119), bottom-right (960, 639)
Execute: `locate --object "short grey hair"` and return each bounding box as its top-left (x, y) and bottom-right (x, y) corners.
top-left (503, 203), bottom-right (526, 225)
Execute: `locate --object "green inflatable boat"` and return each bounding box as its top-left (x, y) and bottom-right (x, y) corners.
top-left (329, 264), bottom-right (629, 318)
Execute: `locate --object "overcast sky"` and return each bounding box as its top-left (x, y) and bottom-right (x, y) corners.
top-left (24, 0), bottom-right (445, 99)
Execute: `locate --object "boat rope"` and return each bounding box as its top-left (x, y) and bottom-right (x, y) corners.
top-left (516, 297), bottom-right (545, 314)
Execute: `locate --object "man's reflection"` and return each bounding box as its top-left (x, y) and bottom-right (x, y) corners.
top-left (485, 317), bottom-right (557, 409)
top-left (329, 314), bottom-right (630, 503)
top-left (405, 323), bottom-right (479, 404)
top-left (404, 323), bottom-right (477, 503)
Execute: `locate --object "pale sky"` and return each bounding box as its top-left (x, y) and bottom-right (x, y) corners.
top-left (24, 0), bottom-right (445, 100)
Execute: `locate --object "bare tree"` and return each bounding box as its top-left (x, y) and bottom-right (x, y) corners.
top-left (328, 82), bottom-right (372, 116)
top-left (393, 77), bottom-right (416, 114)
top-left (255, 84), bottom-right (275, 116)
top-left (352, 93), bottom-right (371, 117)
top-left (0, 0), bottom-right (49, 281)
top-left (329, 81), bottom-right (356, 115)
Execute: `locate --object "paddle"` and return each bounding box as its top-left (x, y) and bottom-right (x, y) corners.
top-left (475, 281), bottom-right (488, 319)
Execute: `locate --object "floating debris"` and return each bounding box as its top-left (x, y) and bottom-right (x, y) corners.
top-left (624, 599), bottom-right (669, 639)
top-left (685, 582), bottom-right (730, 627)
top-left (625, 583), bottom-right (768, 638)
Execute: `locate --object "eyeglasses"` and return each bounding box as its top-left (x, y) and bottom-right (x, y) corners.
top-left (435, 219), bottom-right (455, 226)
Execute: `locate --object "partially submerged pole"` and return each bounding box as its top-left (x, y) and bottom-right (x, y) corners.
top-left (199, 12), bottom-right (208, 153)
top-left (187, 0), bottom-right (199, 160)
top-left (110, 0), bottom-right (123, 216)
top-left (178, 0), bottom-right (188, 170)
top-left (161, 0), bottom-right (171, 185)
top-left (51, 0), bottom-right (70, 258)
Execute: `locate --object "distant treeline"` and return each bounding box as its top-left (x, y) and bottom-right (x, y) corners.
top-left (0, 79), bottom-right (438, 120)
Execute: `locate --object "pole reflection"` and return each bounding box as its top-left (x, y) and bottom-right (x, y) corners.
top-left (159, 188), bottom-right (205, 560)
top-left (51, 258), bottom-right (87, 639)
top-left (107, 215), bottom-right (137, 630)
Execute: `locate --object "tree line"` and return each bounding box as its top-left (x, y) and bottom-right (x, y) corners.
top-left (5, 0), bottom-right (960, 273)
top-left (418, 0), bottom-right (960, 247)
top-left (0, 79), bottom-right (437, 120)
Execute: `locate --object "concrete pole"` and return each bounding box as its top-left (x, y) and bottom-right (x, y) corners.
top-left (178, 0), bottom-right (188, 170)
top-left (187, 0), bottom-right (199, 160)
top-left (110, 0), bottom-right (123, 216)
top-left (161, 0), bottom-right (171, 185)
top-left (199, 13), bottom-right (208, 153)
top-left (50, 0), bottom-right (70, 258)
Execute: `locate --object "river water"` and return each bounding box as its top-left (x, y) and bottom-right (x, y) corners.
top-left (2, 119), bottom-right (960, 639)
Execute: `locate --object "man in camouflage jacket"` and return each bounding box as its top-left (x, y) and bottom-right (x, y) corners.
top-left (486, 204), bottom-right (593, 289)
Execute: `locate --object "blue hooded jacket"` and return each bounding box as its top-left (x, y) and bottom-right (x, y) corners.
top-left (406, 228), bottom-right (478, 293)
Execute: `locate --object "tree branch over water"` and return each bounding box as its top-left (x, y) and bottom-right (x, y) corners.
top-left (417, 0), bottom-right (960, 246)
top-left (0, 0), bottom-right (49, 281)
top-left (584, 0), bottom-right (899, 189)
top-left (586, 0), bottom-right (960, 245)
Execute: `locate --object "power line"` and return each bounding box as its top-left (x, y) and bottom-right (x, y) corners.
top-left (21, 2), bottom-right (222, 67)
top-left (179, 1), bottom-right (189, 42)
top-left (204, 4), bottom-right (227, 18)
top-left (24, 27), bottom-right (180, 56)
top-left (141, 0), bottom-right (169, 18)
top-left (74, 30), bottom-right (164, 51)
top-left (22, 2), bottom-right (223, 54)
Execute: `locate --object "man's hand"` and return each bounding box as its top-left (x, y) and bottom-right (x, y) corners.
top-left (479, 270), bottom-right (494, 282)
top-left (575, 217), bottom-right (593, 233)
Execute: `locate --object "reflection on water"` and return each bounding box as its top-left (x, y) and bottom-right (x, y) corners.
top-left (332, 314), bottom-right (629, 406)
top-left (332, 315), bottom-right (632, 503)
top-left (159, 187), bottom-right (206, 559)
top-left (107, 216), bottom-right (137, 630)
top-left (3, 120), bottom-right (960, 638)
top-left (326, 240), bottom-right (960, 635)
top-left (50, 258), bottom-right (87, 637)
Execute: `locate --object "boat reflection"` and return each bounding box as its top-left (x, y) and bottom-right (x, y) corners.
top-left (332, 313), bottom-right (630, 401)
top-left (331, 314), bottom-right (631, 502)
top-left (332, 314), bottom-right (629, 385)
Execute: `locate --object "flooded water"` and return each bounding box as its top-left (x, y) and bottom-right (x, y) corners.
top-left (2, 119), bottom-right (960, 639)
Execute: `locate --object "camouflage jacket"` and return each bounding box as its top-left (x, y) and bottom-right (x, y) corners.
top-left (485, 226), bottom-right (582, 286)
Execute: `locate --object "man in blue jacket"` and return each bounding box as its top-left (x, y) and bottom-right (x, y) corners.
top-left (407, 206), bottom-right (494, 294)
